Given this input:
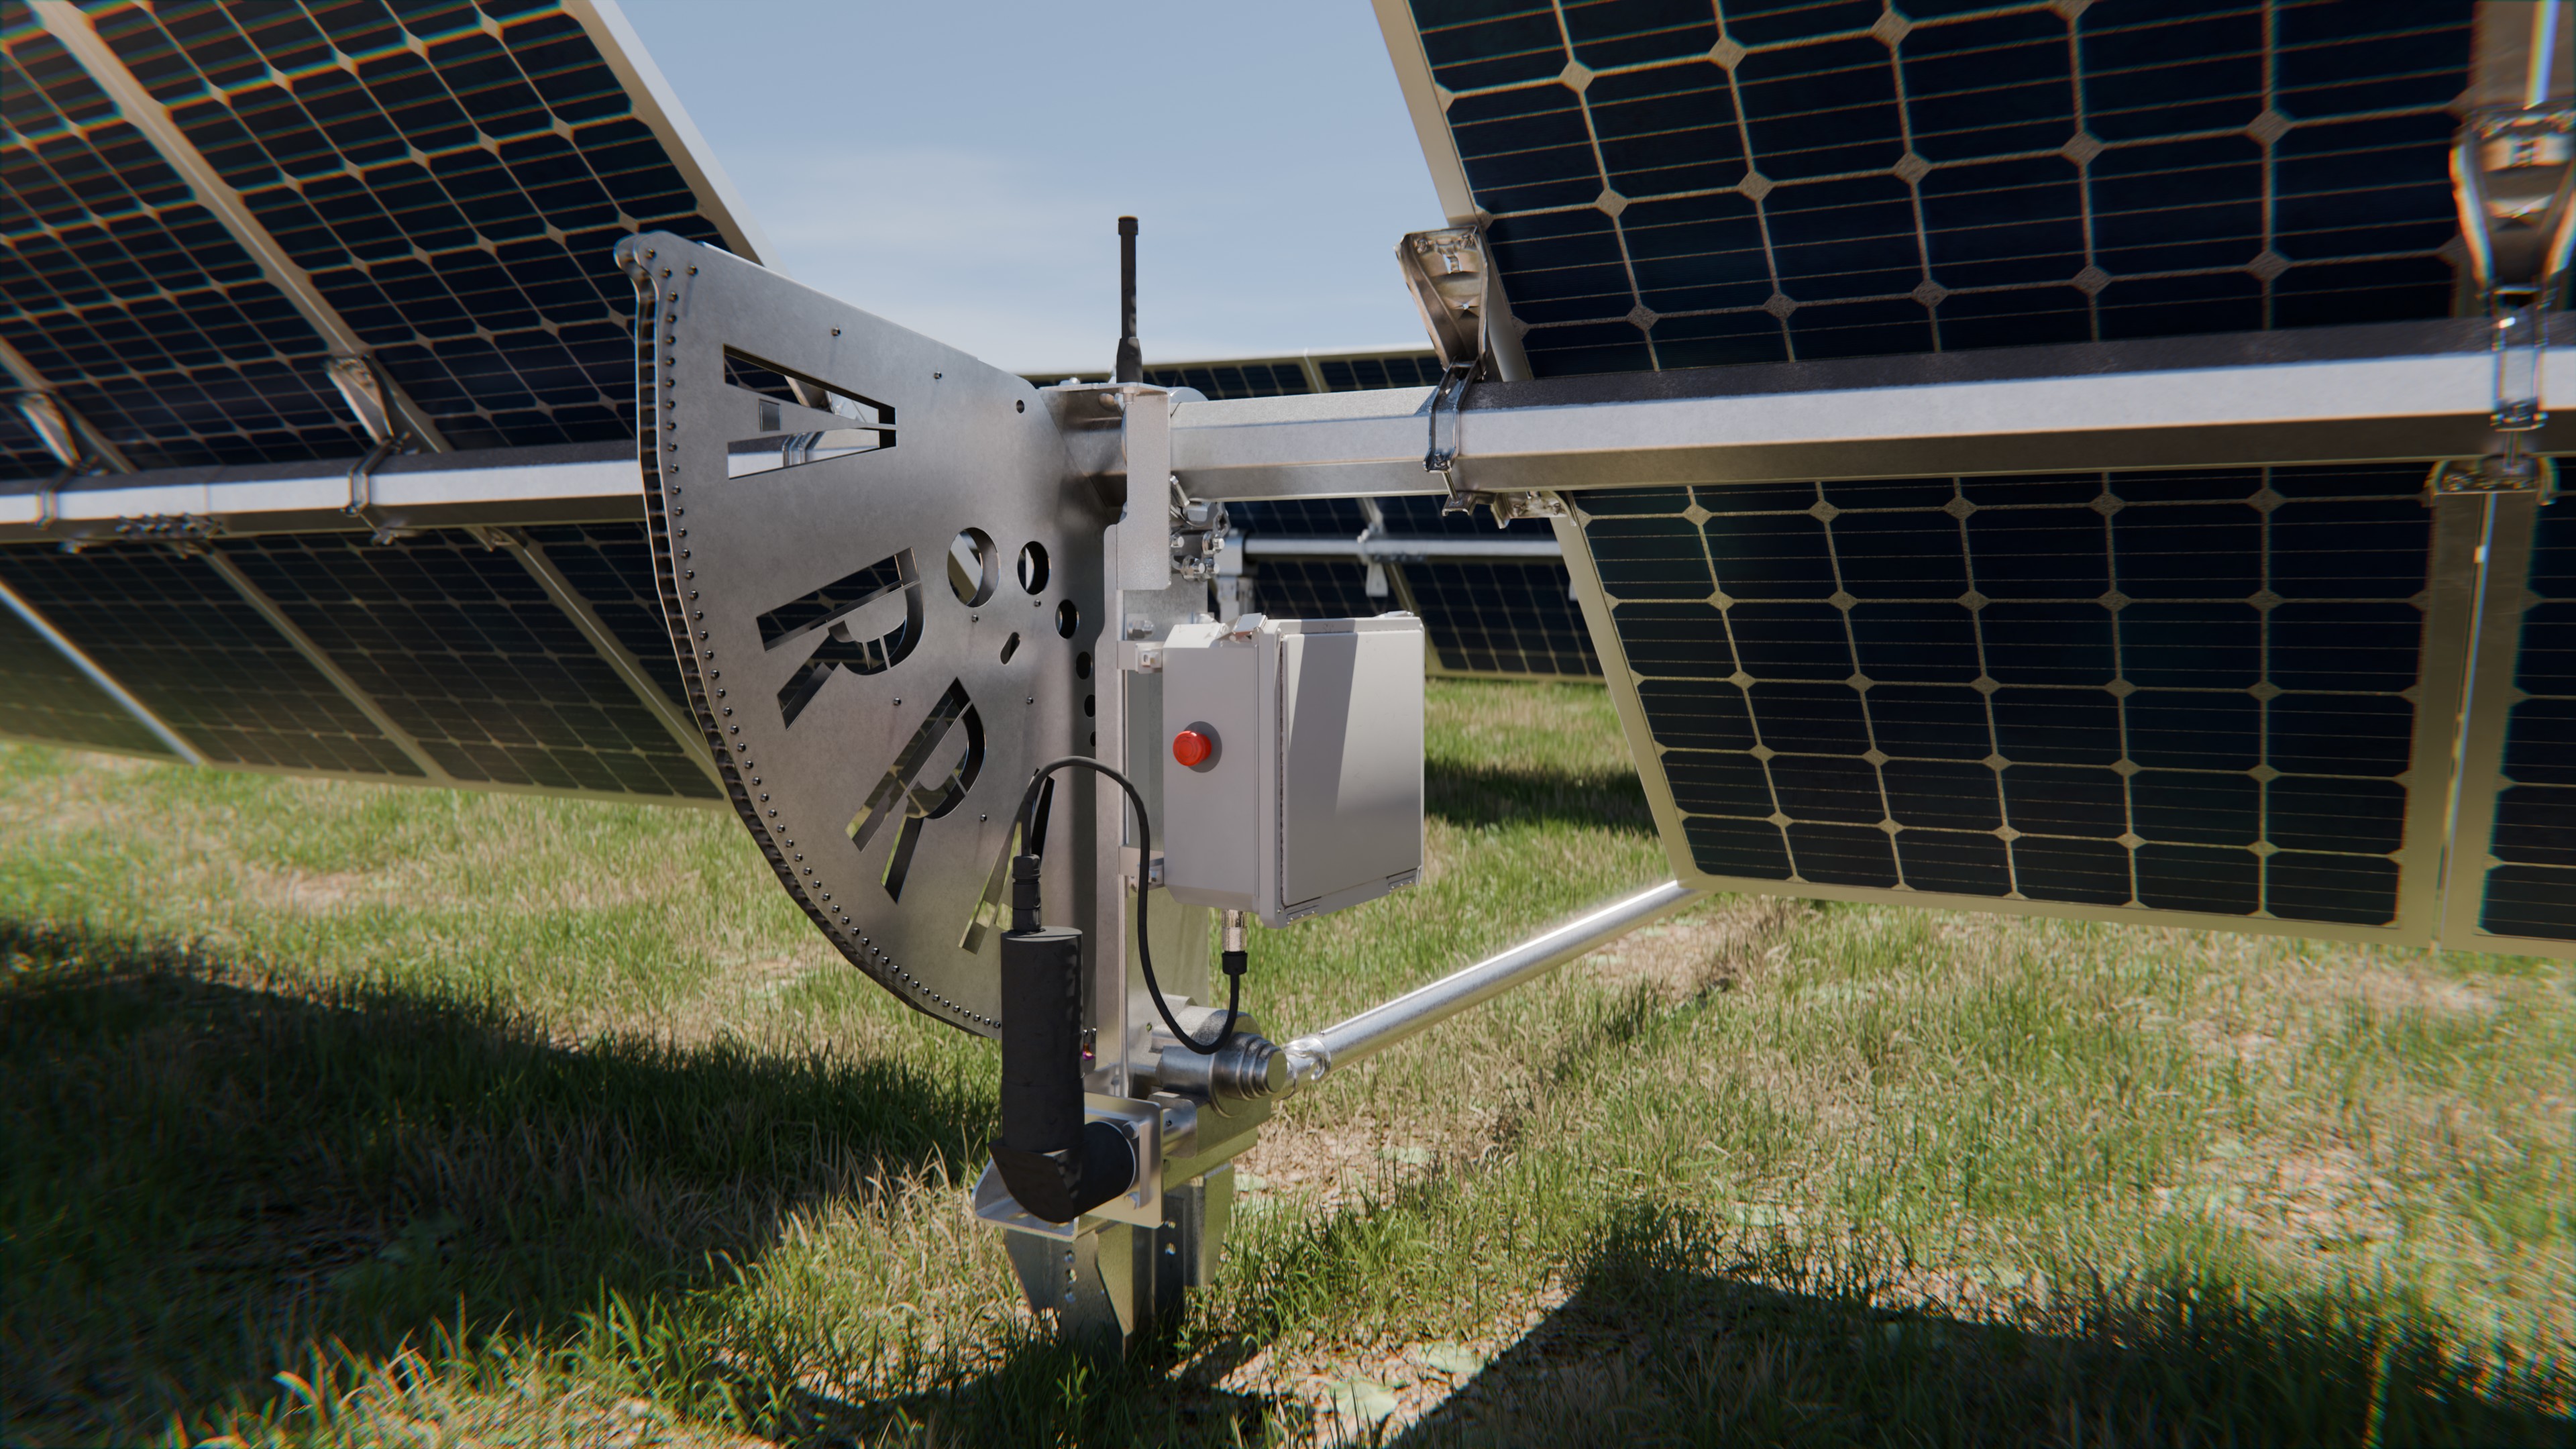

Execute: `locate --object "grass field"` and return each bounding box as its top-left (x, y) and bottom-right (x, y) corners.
top-left (2, 678), bottom-right (2570, 1446)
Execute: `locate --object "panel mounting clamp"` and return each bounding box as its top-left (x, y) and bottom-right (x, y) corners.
top-left (331, 355), bottom-right (417, 541)
top-left (2438, 2), bottom-right (2575, 498)
top-left (1397, 227), bottom-right (1489, 504)
top-left (1396, 226), bottom-right (1562, 525)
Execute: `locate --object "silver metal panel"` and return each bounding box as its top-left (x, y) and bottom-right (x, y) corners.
top-left (623, 231), bottom-right (1104, 1036)
top-left (1555, 476), bottom-right (2485, 951)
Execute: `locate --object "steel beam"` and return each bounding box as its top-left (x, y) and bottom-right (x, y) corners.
top-left (1280, 880), bottom-right (1701, 1087)
top-left (1167, 320), bottom-right (2557, 501)
top-left (1238, 534), bottom-right (1561, 561)
top-left (0, 443), bottom-right (640, 544)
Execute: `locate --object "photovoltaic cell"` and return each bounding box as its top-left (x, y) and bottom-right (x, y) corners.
top-left (1316, 353), bottom-right (1448, 390)
top-left (1, 1), bottom-right (750, 481)
top-left (216, 529), bottom-right (718, 798)
top-left (0, 585), bottom-right (175, 756)
top-left (1577, 464), bottom-right (2434, 925)
top-left (1142, 361), bottom-right (1311, 400)
top-left (1240, 557), bottom-right (1381, 629)
top-left (0, 539), bottom-right (421, 772)
top-left (1405, 1), bottom-right (2471, 376)
top-left (2475, 500), bottom-right (2576, 942)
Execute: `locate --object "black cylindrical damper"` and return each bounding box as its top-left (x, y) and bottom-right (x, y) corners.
top-left (998, 926), bottom-right (1085, 1157)
top-left (991, 925), bottom-right (1136, 1222)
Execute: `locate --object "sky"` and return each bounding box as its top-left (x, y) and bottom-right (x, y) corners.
top-left (615, 1), bottom-right (1449, 374)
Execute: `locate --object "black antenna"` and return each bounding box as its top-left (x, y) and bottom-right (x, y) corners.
top-left (1114, 216), bottom-right (1142, 384)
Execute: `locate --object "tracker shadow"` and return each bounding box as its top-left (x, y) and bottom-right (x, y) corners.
top-left (1393, 1205), bottom-right (2573, 1448)
top-left (782, 1329), bottom-right (1287, 1447)
top-left (1425, 758), bottom-right (1652, 831)
top-left (0, 918), bottom-right (995, 1439)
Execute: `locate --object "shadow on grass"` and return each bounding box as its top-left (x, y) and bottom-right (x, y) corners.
top-left (761, 1331), bottom-right (1291, 1447)
top-left (0, 918), bottom-right (994, 1445)
top-left (1426, 759), bottom-right (1651, 833)
top-left (1391, 1204), bottom-right (2575, 1449)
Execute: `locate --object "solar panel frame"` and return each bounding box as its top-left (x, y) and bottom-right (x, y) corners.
top-left (2441, 490), bottom-right (2576, 959)
top-left (1554, 468), bottom-right (2484, 949)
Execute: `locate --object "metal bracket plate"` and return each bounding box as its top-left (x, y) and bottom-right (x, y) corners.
top-left (620, 232), bottom-right (1107, 1036)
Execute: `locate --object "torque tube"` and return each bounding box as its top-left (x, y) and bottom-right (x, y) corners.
top-left (991, 918), bottom-right (1136, 1223)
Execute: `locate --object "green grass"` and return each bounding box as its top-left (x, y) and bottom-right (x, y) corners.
top-left (1, 679), bottom-right (2569, 1446)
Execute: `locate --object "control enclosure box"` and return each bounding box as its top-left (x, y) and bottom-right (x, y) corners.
top-left (1160, 614), bottom-right (1424, 928)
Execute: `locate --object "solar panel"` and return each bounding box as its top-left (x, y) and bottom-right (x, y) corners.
top-left (1387, 1), bottom-right (2473, 376)
top-left (213, 529), bottom-right (718, 798)
top-left (1567, 462), bottom-right (2474, 942)
top-left (2, 18), bottom-right (374, 469)
top-left (1, 0), bottom-right (762, 477)
top-left (2447, 492), bottom-right (2576, 953)
top-left (0, 584), bottom-right (176, 757)
top-left (0, 539), bottom-right (427, 773)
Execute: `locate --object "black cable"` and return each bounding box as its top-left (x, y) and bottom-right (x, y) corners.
top-left (1012, 755), bottom-right (1240, 1055)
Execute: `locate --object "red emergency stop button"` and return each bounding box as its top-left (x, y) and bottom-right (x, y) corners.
top-left (1172, 728), bottom-right (1215, 768)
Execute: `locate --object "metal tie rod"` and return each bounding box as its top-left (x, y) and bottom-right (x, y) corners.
top-left (1279, 879), bottom-right (1699, 1088)
top-left (1237, 534), bottom-right (1561, 561)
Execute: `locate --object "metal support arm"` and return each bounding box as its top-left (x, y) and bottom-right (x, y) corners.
top-left (1273, 879), bottom-right (1701, 1091)
top-left (1164, 320), bottom-right (2564, 502)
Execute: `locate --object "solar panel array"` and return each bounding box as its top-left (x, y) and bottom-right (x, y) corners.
top-left (1019, 349), bottom-right (1450, 400)
top-left (1403, 1), bottom-right (2471, 374)
top-left (1380, 3), bottom-right (2576, 953)
top-left (1, 0), bottom-right (751, 478)
top-left (0, 2), bottom-right (755, 801)
top-left (0, 541), bottom-right (425, 774)
top-left (3, 13), bottom-right (373, 469)
top-left (218, 529), bottom-right (716, 796)
top-left (0, 526), bottom-right (718, 800)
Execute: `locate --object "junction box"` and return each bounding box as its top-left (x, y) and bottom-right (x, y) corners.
top-left (1159, 613), bottom-right (1425, 926)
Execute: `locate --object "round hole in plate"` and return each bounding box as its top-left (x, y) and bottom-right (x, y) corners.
top-left (1075, 651), bottom-right (1091, 679)
top-left (947, 529), bottom-right (997, 606)
top-left (1017, 541), bottom-right (1051, 595)
top-left (1055, 598), bottom-right (1079, 639)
